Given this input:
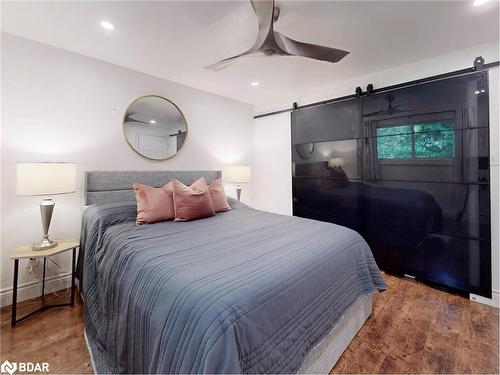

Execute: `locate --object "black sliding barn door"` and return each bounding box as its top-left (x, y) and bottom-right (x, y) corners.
top-left (291, 71), bottom-right (491, 298)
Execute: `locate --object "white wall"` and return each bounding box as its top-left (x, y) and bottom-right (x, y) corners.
top-left (483, 66), bottom-right (499, 307)
top-left (253, 112), bottom-right (292, 215)
top-left (0, 33), bottom-right (255, 306)
top-left (253, 46), bottom-right (499, 306)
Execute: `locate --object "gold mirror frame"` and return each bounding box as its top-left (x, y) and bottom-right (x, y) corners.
top-left (122, 95), bottom-right (188, 161)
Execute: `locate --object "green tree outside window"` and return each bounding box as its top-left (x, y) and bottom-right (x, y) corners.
top-left (377, 122), bottom-right (455, 160)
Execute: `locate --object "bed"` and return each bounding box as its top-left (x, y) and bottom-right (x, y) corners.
top-left (78, 170), bottom-right (385, 374)
top-left (292, 178), bottom-right (443, 233)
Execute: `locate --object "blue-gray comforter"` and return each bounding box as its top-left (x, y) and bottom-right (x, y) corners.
top-left (79, 199), bottom-right (385, 374)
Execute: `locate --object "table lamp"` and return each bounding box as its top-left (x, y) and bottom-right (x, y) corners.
top-left (328, 158), bottom-right (346, 169)
top-left (225, 165), bottom-right (251, 201)
top-left (17, 162), bottom-right (76, 250)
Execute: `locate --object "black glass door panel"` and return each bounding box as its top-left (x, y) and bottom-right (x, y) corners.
top-left (294, 178), bottom-right (489, 241)
top-left (293, 177), bottom-right (364, 223)
top-left (293, 138), bottom-right (362, 180)
top-left (291, 71), bottom-right (491, 298)
top-left (367, 225), bottom-right (491, 298)
top-left (292, 99), bottom-right (363, 145)
top-left (364, 182), bottom-right (490, 240)
top-left (293, 128), bottom-right (489, 185)
top-left (365, 126), bottom-right (488, 184)
top-left (293, 206), bottom-right (364, 234)
top-left (362, 73), bottom-right (487, 126)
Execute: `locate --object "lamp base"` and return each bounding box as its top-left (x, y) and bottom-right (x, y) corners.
top-left (32, 237), bottom-right (57, 251)
top-left (33, 198), bottom-right (57, 250)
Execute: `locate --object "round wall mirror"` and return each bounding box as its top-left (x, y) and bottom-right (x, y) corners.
top-left (123, 95), bottom-right (187, 160)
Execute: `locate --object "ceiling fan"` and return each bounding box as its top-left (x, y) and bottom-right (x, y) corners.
top-left (205, 0), bottom-right (349, 71)
top-left (364, 93), bottom-right (415, 117)
top-left (124, 111), bottom-right (149, 125)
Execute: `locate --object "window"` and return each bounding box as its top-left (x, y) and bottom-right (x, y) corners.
top-left (376, 122), bottom-right (455, 160)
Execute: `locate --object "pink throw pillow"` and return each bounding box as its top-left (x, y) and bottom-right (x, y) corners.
top-left (207, 178), bottom-right (231, 212)
top-left (133, 181), bottom-right (174, 224)
top-left (172, 178), bottom-right (216, 221)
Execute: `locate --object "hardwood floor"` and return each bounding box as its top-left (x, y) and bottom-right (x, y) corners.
top-left (1, 273), bottom-right (498, 374)
top-left (1, 292), bottom-right (93, 374)
top-left (332, 274), bottom-right (499, 374)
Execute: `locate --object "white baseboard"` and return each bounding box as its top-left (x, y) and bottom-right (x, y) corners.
top-left (470, 289), bottom-right (500, 308)
top-left (0, 272), bottom-right (72, 308)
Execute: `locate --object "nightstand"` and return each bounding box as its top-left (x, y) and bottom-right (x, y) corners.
top-left (10, 239), bottom-right (79, 327)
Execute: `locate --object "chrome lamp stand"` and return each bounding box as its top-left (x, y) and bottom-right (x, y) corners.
top-left (33, 197), bottom-right (57, 250)
top-left (236, 184), bottom-right (242, 201)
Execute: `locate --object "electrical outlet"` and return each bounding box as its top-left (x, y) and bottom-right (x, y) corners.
top-left (28, 257), bottom-right (40, 267)
top-left (26, 257), bottom-right (40, 273)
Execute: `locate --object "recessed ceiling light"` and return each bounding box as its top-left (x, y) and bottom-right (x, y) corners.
top-left (100, 20), bottom-right (115, 30)
top-left (149, 120), bottom-right (157, 124)
top-left (251, 81), bottom-right (259, 86)
top-left (473, 0), bottom-right (491, 6)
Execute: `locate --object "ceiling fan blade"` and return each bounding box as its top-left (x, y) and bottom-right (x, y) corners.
top-left (250, 0), bottom-right (275, 43)
top-left (205, 1), bottom-right (274, 71)
top-left (274, 31), bottom-right (349, 63)
top-left (389, 107), bottom-right (415, 115)
top-left (205, 55), bottom-right (242, 71)
top-left (389, 103), bottom-right (415, 114)
top-left (125, 116), bottom-right (149, 125)
top-left (125, 111), bottom-right (152, 125)
top-left (204, 51), bottom-right (264, 71)
top-left (364, 110), bottom-right (385, 117)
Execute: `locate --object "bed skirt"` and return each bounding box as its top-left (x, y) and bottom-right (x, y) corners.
top-left (298, 293), bottom-right (373, 374)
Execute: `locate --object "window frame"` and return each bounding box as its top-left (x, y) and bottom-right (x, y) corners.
top-left (374, 113), bottom-right (457, 165)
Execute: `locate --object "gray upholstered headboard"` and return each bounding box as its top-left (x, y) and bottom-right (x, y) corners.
top-left (84, 170), bottom-right (222, 205)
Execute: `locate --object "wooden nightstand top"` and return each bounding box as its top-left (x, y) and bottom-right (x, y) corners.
top-left (11, 239), bottom-right (79, 259)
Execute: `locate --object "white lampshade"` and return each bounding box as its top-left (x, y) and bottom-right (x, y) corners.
top-left (328, 158), bottom-right (346, 168)
top-left (224, 165), bottom-right (251, 183)
top-left (17, 162), bottom-right (77, 196)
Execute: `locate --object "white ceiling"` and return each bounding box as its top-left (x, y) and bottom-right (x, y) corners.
top-left (129, 96), bottom-right (185, 126)
top-left (2, 1), bottom-right (499, 113)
